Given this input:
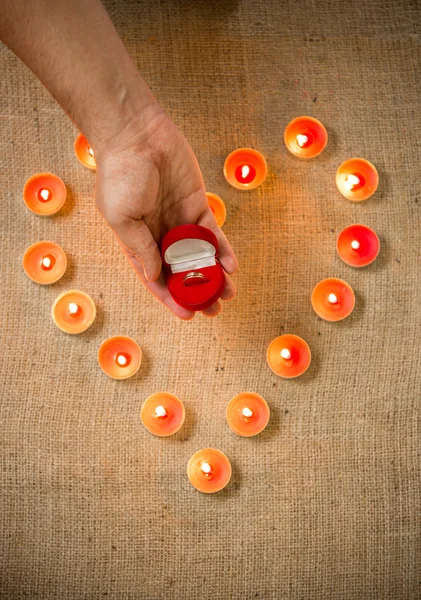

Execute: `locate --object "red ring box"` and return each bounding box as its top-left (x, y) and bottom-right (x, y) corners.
top-left (161, 224), bottom-right (225, 311)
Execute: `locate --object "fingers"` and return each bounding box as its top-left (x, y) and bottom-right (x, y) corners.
top-left (113, 217), bottom-right (162, 282)
top-left (197, 208), bottom-right (239, 275)
top-left (202, 301), bottom-right (222, 318)
top-left (220, 272), bottom-right (236, 301)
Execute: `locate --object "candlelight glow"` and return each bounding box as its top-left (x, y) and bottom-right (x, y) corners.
top-left (88, 147), bottom-right (94, 157)
top-left (296, 134), bottom-right (309, 148)
top-left (116, 353), bottom-right (128, 366)
top-left (68, 302), bottom-right (79, 315)
top-left (154, 405), bottom-right (167, 418)
top-left (280, 348), bottom-right (292, 360)
top-left (241, 165), bottom-right (250, 179)
top-left (242, 407), bottom-right (253, 418)
top-left (351, 240), bottom-right (360, 250)
top-left (201, 462), bottom-right (212, 475)
top-left (39, 188), bottom-right (50, 201)
top-left (328, 293), bottom-right (338, 304)
top-left (344, 174), bottom-right (361, 191)
top-left (42, 257), bottom-right (51, 268)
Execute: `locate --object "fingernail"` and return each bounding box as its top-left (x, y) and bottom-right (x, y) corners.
top-left (143, 266), bottom-right (151, 281)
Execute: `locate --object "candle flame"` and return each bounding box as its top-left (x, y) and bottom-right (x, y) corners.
top-left (296, 134), bottom-right (309, 148)
top-left (88, 146), bottom-right (94, 157)
top-left (116, 354), bottom-right (128, 366)
top-left (242, 407), bottom-right (253, 418)
top-left (68, 302), bottom-right (79, 315)
top-left (280, 348), bottom-right (292, 360)
top-left (39, 188), bottom-right (50, 201)
top-left (154, 405), bottom-right (167, 418)
top-left (241, 165), bottom-right (250, 179)
top-left (351, 240), bottom-right (360, 250)
top-left (344, 174), bottom-right (361, 191)
top-left (328, 293), bottom-right (338, 304)
top-left (201, 462), bottom-right (212, 475)
top-left (42, 257), bottom-right (51, 268)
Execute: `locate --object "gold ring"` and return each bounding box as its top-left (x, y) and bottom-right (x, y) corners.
top-left (183, 271), bottom-right (206, 286)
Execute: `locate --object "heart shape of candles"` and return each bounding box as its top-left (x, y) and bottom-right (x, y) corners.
top-left (336, 158), bottom-right (378, 201)
top-left (52, 290), bottom-right (96, 334)
top-left (23, 241), bottom-right (67, 285)
top-left (98, 335), bottom-right (142, 380)
top-left (226, 392), bottom-right (270, 437)
top-left (284, 116), bottom-right (328, 158)
top-left (337, 224), bottom-right (380, 267)
top-left (74, 133), bottom-right (96, 170)
top-left (206, 192), bottom-right (226, 227)
top-left (141, 392), bottom-right (185, 437)
top-left (23, 173), bottom-right (67, 216)
top-left (224, 148), bottom-right (267, 190)
top-left (267, 334), bottom-right (311, 378)
top-left (311, 278), bottom-right (355, 321)
top-left (187, 448), bottom-right (232, 493)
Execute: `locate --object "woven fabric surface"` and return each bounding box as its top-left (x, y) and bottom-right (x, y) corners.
top-left (1, 0), bottom-right (420, 598)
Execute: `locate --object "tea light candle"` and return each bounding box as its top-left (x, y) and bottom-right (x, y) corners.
top-left (284, 116), bottom-right (328, 158)
top-left (23, 173), bottom-right (67, 216)
top-left (206, 192), bottom-right (226, 227)
top-left (23, 241), bottom-right (67, 285)
top-left (140, 392), bottom-right (185, 437)
top-left (337, 224), bottom-right (380, 267)
top-left (267, 334), bottom-right (311, 378)
top-left (226, 392), bottom-right (270, 437)
top-left (187, 448), bottom-right (232, 494)
top-left (311, 278), bottom-right (355, 321)
top-left (74, 133), bottom-right (96, 170)
top-left (224, 148), bottom-right (267, 190)
top-left (336, 158), bottom-right (378, 201)
top-left (52, 290), bottom-right (96, 334)
top-left (98, 335), bottom-right (142, 380)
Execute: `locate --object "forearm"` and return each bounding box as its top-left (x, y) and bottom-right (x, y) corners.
top-left (0, 0), bottom-right (158, 148)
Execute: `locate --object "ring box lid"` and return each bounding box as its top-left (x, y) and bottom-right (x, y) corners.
top-left (161, 224), bottom-right (219, 274)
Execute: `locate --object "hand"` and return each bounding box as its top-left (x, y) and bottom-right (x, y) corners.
top-left (94, 105), bottom-right (238, 320)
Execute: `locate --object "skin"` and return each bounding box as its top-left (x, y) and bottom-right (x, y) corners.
top-left (0, 0), bottom-right (238, 319)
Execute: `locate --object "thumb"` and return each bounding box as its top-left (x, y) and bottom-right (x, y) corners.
top-left (113, 218), bottom-right (162, 282)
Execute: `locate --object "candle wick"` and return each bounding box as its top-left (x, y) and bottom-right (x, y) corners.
top-left (242, 407), bottom-right (253, 418)
top-left (280, 348), bottom-right (291, 360)
top-left (351, 240), bottom-right (360, 250)
top-left (296, 134), bottom-right (309, 148)
top-left (241, 165), bottom-right (250, 179)
top-left (328, 293), bottom-right (338, 304)
top-left (154, 405), bottom-right (167, 418)
top-left (201, 462), bottom-right (212, 475)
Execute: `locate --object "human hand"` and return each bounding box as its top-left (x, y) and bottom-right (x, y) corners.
top-left (94, 104), bottom-right (238, 320)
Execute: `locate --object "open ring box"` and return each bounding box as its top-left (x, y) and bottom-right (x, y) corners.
top-left (161, 224), bottom-right (225, 311)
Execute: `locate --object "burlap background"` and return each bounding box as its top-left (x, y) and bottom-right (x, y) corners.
top-left (1, 0), bottom-right (420, 598)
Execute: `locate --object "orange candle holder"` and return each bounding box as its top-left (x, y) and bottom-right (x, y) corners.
top-left (226, 392), bottom-right (270, 437)
top-left (52, 290), bottom-right (96, 334)
top-left (337, 224), bottom-right (380, 267)
top-left (311, 278), bottom-right (355, 322)
top-left (98, 336), bottom-right (142, 380)
top-left (336, 158), bottom-right (378, 201)
top-left (206, 192), bottom-right (226, 227)
top-left (224, 148), bottom-right (267, 190)
top-left (267, 334), bottom-right (311, 378)
top-left (187, 448), bottom-right (232, 494)
top-left (23, 173), bottom-right (67, 216)
top-left (284, 116), bottom-right (328, 158)
top-left (23, 241), bottom-right (67, 285)
top-left (74, 133), bottom-right (96, 170)
top-left (140, 392), bottom-right (185, 437)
